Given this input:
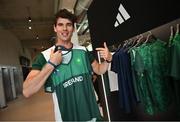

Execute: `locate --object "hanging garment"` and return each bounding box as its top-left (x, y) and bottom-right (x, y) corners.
top-left (111, 48), bottom-right (137, 113)
top-left (168, 33), bottom-right (180, 116)
top-left (130, 39), bottom-right (172, 115)
top-left (130, 43), bottom-right (156, 115)
top-left (169, 33), bottom-right (180, 80)
top-left (107, 53), bottom-right (119, 92)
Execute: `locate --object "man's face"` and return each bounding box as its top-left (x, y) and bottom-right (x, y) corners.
top-left (54, 17), bottom-right (74, 42)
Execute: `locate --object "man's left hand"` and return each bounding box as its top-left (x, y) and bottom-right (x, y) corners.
top-left (96, 42), bottom-right (112, 62)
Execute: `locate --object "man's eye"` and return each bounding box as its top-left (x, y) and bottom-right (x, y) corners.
top-left (57, 23), bottom-right (63, 26)
top-left (67, 23), bottom-right (72, 26)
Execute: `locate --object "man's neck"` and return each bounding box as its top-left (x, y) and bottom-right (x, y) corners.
top-left (56, 40), bottom-right (73, 49)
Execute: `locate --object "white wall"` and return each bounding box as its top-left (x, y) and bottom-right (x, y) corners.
top-left (0, 28), bottom-right (31, 66)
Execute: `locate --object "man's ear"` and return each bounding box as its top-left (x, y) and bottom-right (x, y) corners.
top-left (53, 25), bottom-right (57, 32)
top-left (73, 23), bottom-right (76, 32)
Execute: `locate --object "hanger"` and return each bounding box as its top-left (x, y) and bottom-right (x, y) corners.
top-left (123, 40), bottom-right (129, 48)
top-left (170, 26), bottom-right (174, 37)
top-left (123, 39), bottom-right (133, 52)
top-left (125, 39), bottom-right (134, 49)
top-left (176, 23), bottom-right (179, 34)
top-left (132, 35), bottom-right (140, 45)
top-left (144, 31), bottom-right (152, 43)
top-left (133, 34), bottom-right (144, 47)
top-left (127, 39), bottom-right (133, 46)
top-left (114, 42), bottom-right (123, 52)
top-left (111, 45), bottom-right (117, 52)
top-left (144, 31), bottom-right (157, 43)
top-left (168, 26), bottom-right (174, 47)
top-left (118, 43), bottom-right (122, 49)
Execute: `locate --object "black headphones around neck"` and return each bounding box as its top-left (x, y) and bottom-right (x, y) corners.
top-left (54, 45), bottom-right (72, 55)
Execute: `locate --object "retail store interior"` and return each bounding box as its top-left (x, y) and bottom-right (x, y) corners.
top-left (0, 0), bottom-right (180, 121)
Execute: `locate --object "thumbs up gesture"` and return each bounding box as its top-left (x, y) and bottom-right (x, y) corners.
top-left (96, 42), bottom-right (112, 62)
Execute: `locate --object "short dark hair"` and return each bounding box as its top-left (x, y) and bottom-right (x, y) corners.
top-left (54, 9), bottom-right (77, 27)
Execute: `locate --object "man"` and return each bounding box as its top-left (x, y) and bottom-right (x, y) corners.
top-left (23, 9), bottom-right (112, 121)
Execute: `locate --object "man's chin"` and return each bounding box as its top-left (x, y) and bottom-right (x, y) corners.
top-left (62, 38), bottom-right (70, 42)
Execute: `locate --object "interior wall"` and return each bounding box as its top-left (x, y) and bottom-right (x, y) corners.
top-left (0, 28), bottom-right (30, 66)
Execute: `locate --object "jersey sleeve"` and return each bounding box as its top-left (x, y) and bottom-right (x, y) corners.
top-left (32, 53), bottom-right (54, 93)
top-left (86, 49), bottom-right (96, 64)
top-left (32, 53), bottom-right (46, 70)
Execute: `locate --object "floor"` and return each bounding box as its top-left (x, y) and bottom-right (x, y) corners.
top-left (0, 89), bottom-right (55, 121)
top-left (0, 88), bottom-right (103, 121)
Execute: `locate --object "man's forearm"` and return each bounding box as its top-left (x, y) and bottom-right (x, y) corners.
top-left (23, 63), bottom-right (54, 97)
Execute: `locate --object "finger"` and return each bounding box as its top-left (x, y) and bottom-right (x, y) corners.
top-left (57, 50), bottom-right (61, 53)
top-left (96, 48), bottom-right (105, 51)
top-left (99, 50), bottom-right (104, 54)
top-left (100, 52), bottom-right (106, 57)
top-left (104, 42), bottom-right (107, 49)
top-left (55, 50), bottom-right (62, 55)
top-left (100, 55), bottom-right (106, 58)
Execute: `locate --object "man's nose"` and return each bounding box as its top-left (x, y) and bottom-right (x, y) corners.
top-left (63, 25), bottom-right (67, 30)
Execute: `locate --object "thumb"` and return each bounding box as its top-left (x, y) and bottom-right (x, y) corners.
top-left (104, 42), bottom-right (107, 49)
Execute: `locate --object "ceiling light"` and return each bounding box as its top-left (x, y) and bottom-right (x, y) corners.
top-left (28, 26), bottom-right (32, 30)
top-left (28, 17), bottom-right (32, 22)
top-left (36, 35), bottom-right (39, 40)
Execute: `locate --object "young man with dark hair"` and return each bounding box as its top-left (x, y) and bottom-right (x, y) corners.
top-left (23, 8), bottom-right (112, 121)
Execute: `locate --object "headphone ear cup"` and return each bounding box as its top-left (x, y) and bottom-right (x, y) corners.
top-left (54, 45), bottom-right (64, 52)
top-left (54, 46), bottom-right (58, 52)
top-left (54, 45), bottom-right (71, 53)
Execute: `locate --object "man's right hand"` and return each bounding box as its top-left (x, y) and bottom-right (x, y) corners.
top-left (49, 49), bottom-right (62, 66)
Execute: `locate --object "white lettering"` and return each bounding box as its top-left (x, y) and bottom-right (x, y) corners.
top-left (63, 76), bottom-right (83, 88)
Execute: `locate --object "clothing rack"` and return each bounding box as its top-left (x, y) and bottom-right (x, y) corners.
top-left (105, 19), bottom-right (180, 120)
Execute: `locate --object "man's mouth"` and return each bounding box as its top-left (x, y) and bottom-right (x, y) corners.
top-left (61, 32), bottom-right (68, 37)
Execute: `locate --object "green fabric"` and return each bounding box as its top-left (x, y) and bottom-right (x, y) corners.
top-left (129, 48), bottom-right (140, 102)
top-left (50, 49), bottom-right (101, 121)
top-left (168, 33), bottom-right (180, 117)
top-left (168, 34), bottom-right (174, 47)
top-left (133, 44), bottom-right (156, 115)
top-left (148, 39), bottom-right (171, 113)
top-left (32, 47), bottom-right (102, 121)
top-left (31, 53), bottom-right (53, 92)
top-left (130, 40), bottom-right (171, 115)
top-left (32, 53), bottom-right (46, 70)
top-left (170, 34), bottom-right (180, 80)
top-left (50, 49), bottom-right (93, 86)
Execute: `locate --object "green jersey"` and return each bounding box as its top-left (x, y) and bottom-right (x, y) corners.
top-left (32, 45), bottom-right (102, 121)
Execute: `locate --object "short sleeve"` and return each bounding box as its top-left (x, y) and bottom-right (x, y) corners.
top-left (32, 53), bottom-right (54, 93)
top-left (87, 50), bottom-right (96, 64)
top-left (32, 53), bottom-right (46, 70)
